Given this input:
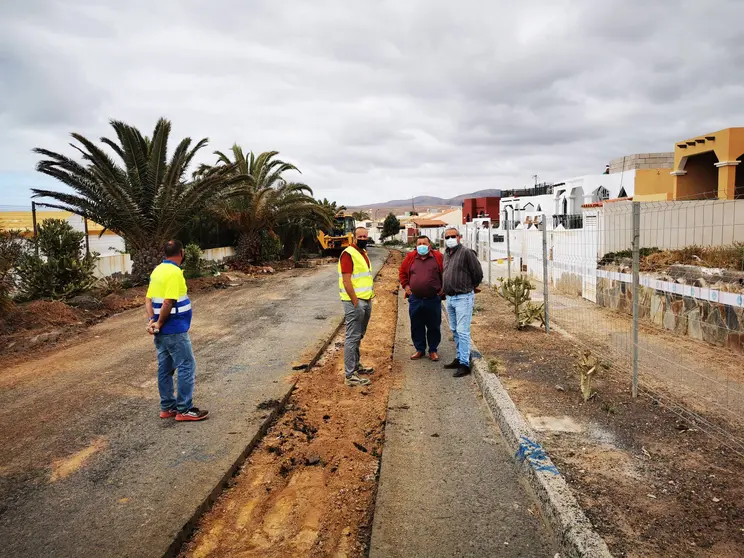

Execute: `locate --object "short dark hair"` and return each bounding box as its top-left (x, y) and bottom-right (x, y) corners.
top-left (164, 239), bottom-right (184, 257)
top-left (416, 235), bottom-right (430, 242)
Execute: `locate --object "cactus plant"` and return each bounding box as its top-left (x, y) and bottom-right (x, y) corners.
top-left (495, 276), bottom-right (545, 329)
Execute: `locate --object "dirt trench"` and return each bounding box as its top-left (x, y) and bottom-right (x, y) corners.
top-left (182, 250), bottom-right (403, 558)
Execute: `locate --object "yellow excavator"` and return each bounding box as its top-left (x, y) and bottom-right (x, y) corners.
top-left (317, 212), bottom-right (356, 256)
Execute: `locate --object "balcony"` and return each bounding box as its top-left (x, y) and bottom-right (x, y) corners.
top-left (552, 214), bottom-right (583, 230)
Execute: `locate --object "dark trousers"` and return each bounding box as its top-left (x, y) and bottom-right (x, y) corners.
top-left (409, 294), bottom-right (442, 353)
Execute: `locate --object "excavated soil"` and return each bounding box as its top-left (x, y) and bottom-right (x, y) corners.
top-left (1, 274), bottom-right (253, 365)
top-left (182, 251), bottom-right (403, 558)
top-left (471, 288), bottom-right (744, 558)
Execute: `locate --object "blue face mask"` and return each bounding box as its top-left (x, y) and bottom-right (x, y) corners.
top-left (416, 244), bottom-right (430, 256)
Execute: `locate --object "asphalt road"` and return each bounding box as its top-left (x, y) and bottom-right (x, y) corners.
top-left (0, 248), bottom-right (387, 558)
top-left (370, 292), bottom-right (558, 557)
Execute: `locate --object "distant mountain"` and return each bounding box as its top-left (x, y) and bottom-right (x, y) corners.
top-left (347, 189), bottom-right (502, 211)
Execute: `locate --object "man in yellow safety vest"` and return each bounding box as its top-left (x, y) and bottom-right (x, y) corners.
top-left (338, 227), bottom-right (375, 386)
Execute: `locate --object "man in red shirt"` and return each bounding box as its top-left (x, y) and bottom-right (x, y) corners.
top-left (399, 235), bottom-right (444, 361)
top-left (339, 227), bottom-right (375, 386)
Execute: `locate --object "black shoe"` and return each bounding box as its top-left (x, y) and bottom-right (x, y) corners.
top-left (443, 358), bottom-right (460, 369)
top-left (453, 364), bottom-right (471, 378)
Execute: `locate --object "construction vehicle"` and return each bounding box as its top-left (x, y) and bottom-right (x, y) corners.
top-left (317, 212), bottom-right (356, 256)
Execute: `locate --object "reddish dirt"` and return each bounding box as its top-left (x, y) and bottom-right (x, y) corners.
top-left (182, 251), bottom-right (403, 558)
top-left (471, 288), bottom-right (744, 558)
top-left (0, 274), bottom-right (238, 366)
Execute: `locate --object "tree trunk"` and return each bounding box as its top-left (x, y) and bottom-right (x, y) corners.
top-left (131, 245), bottom-right (163, 285)
top-left (235, 232), bottom-right (260, 266)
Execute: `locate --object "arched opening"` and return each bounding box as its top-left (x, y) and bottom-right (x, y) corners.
top-left (676, 150), bottom-right (719, 200)
top-left (562, 198), bottom-right (568, 215)
top-left (736, 154), bottom-right (744, 199)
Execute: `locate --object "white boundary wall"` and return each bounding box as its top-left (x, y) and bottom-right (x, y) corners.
top-left (93, 246), bottom-right (235, 278)
top-left (460, 199), bottom-right (744, 306)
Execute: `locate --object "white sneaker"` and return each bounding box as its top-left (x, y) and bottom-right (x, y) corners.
top-left (345, 373), bottom-right (371, 387)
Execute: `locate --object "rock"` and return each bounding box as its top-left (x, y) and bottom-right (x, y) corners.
top-left (306, 455), bottom-right (321, 466)
top-left (555, 384), bottom-right (565, 392)
top-left (651, 293), bottom-right (665, 326)
top-left (28, 330), bottom-right (62, 346)
top-left (702, 306), bottom-right (727, 345)
top-left (663, 308), bottom-right (677, 331)
top-left (687, 309), bottom-right (703, 340)
top-left (725, 333), bottom-right (744, 354)
top-left (68, 295), bottom-right (103, 310)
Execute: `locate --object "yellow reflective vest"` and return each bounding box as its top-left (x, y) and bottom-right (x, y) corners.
top-left (338, 247), bottom-right (374, 301)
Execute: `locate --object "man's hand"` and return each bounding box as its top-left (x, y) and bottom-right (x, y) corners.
top-left (352, 297), bottom-right (360, 308)
top-left (404, 285), bottom-right (412, 297)
top-left (147, 320), bottom-right (159, 335)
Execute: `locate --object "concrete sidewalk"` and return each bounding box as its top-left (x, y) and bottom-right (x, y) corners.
top-left (370, 293), bottom-right (557, 557)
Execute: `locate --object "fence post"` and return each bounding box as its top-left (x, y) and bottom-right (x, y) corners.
top-left (506, 222), bottom-right (512, 280)
top-left (487, 221), bottom-right (492, 286)
top-left (631, 202), bottom-right (640, 398)
top-left (541, 218), bottom-right (550, 333)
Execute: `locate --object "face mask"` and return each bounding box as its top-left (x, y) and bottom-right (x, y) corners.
top-left (445, 238), bottom-right (458, 249)
top-left (356, 239), bottom-right (368, 249)
top-left (416, 245), bottom-right (430, 256)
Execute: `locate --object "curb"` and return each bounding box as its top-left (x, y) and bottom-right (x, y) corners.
top-left (167, 248), bottom-right (390, 557)
top-left (471, 350), bottom-right (613, 558)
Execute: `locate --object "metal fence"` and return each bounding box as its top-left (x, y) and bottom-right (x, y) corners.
top-left (462, 198), bottom-right (744, 454)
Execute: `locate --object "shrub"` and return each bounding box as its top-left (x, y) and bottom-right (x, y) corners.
top-left (183, 243), bottom-right (205, 279)
top-left (259, 231), bottom-right (283, 262)
top-left (16, 219), bottom-right (97, 301)
top-left (0, 230), bottom-right (26, 312)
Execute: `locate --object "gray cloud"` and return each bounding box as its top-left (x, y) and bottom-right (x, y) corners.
top-left (1, 0), bottom-right (744, 206)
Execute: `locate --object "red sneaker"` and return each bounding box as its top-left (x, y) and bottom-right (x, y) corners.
top-left (175, 407), bottom-right (209, 422)
top-left (160, 409), bottom-right (177, 419)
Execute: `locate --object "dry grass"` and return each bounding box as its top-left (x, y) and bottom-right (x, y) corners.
top-left (643, 243), bottom-right (744, 272)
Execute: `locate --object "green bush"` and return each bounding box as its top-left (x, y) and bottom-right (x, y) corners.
top-left (260, 231), bottom-right (283, 262)
top-left (183, 243), bottom-right (205, 279)
top-left (0, 230), bottom-right (26, 312)
top-left (16, 219), bottom-right (97, 301)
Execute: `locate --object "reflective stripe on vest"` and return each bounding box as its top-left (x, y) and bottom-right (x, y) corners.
top-left (338, 247), bottom-right (374, 301)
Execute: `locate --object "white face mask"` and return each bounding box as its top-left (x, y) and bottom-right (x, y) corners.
top-left (445, 237), bottom-right (458, 249)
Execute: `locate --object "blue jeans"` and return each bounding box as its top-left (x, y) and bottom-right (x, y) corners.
top-left (409, 295), bottom-right (442, 353)
top-left (446, 292), bottom-right (475, 366)
top-left (153, 332), bottom-right (196, 412)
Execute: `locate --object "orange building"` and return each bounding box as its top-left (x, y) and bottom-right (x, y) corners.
top-left (670, 127), bottom-right (744, 200)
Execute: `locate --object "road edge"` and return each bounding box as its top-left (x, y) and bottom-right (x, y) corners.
top-left (166, 248), bottom-right (390, 557)
top-left (470, 349), bottom-right (613, 558)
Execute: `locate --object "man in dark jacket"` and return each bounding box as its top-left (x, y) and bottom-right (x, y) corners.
top-left (399, 235), bottom-right (444, 361)
top-left (442, 227), bottom-right (483, 377)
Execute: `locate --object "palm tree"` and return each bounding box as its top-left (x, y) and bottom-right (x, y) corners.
top-left (201, 146), bottom-right (331, 263)
top-left (32, 118), bottom-right (242, 283)
top-left (351, 210), bottom-right (371, 221)
top-left (318, 198), bottom-right (346, 219)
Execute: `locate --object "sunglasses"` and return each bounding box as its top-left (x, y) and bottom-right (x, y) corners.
top-left (444, 235), bottom-right (458, 239)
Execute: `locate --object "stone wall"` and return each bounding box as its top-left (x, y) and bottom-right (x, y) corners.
top-left (596, 264), bottom-right (744, 354)
top-left (608, 153), bottom-right (674, 174)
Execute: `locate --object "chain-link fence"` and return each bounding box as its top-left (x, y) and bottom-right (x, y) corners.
top-left (461, 198), bottom-right (744, 454)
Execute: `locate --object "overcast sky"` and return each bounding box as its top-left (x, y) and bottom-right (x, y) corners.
top-left (1, 0), bottom-right (743, 207)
